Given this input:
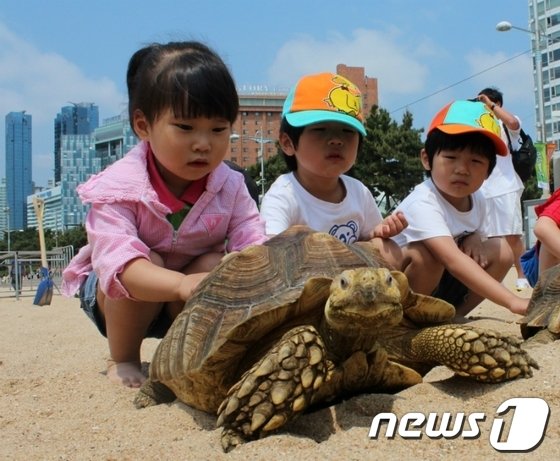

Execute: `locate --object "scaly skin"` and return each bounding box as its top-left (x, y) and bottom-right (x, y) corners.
top-left (410, 324), bottom-right (538, 382)
top-left (217, 325), bottom-right (327, 452)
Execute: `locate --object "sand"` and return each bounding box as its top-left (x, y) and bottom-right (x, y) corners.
top-left (1, 269), bottom-right (558, 461)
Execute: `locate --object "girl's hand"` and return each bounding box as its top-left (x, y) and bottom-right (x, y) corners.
top-left (372, 211), bottom-right (408, 239)
top-left (178, 272), bottom-right (209, 302)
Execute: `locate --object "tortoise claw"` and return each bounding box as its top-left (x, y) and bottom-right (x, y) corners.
top-left (221, 428), bottom-right (245, 453)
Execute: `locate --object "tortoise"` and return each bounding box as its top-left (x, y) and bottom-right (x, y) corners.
top-left (519, 263), bottom-right (560, 343)
top-left (134, 226), bottom-right (538, 452)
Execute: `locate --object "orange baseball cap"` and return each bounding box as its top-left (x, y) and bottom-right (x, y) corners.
top-left (282, 72), bottom-right (366, 135)
top-left (428, 100), bottom-right (507, 156)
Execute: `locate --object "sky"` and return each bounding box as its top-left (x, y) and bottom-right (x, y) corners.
top-left (0, 0), bottom-right (535, 187)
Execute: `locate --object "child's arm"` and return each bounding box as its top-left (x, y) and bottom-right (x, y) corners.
top-left (534, 216), bottom-right (560, 258)
top-left (425, 236), bottom-right (529, 314)
top-left (119, 257), bottom-right (208, 302)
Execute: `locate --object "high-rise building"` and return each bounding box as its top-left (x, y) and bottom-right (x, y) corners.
top-left (54, 103), bottom-right (99, 184)
top-left (60, 113), bottom-right (137, 228)
top-left (5, 111), bottom-right (33, 230)
top-left (528, 0), bottom-right (560, 189)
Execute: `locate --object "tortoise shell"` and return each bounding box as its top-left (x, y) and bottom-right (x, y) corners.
top-left (520, 263), bottom-right (560, 339)
top-left (149, 226), bottom-right (388, 411)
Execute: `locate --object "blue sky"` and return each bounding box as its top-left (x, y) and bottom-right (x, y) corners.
top-left (0, 0), bottom-right (533, 187)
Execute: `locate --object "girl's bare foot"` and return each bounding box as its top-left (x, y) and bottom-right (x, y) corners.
top-left (106, 360), bottom-right (146, 388)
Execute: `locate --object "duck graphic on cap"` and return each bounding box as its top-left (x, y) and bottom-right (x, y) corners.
top-left (326, 75), bottom-right (362, 117)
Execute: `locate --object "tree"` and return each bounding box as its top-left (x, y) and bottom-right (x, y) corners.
top-left (0, 226), bottom-right (87, 252)
top-left (55, 226), bottom-right (88, 250)
top-left (351, 105), bottom-right (425, 215)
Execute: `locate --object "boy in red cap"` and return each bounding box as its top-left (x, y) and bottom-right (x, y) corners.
top-left (391, 100), bottom-right (529, 316)
top-left (260, 72), bottom-right (406, 269)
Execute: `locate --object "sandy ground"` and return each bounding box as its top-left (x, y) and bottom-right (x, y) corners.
top-left (1, 268), bottom-right (558, 461)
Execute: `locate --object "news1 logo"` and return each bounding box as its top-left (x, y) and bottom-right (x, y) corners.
top-left (368, 397), bottom-right (550, 452)
top-left (489, 398), bottom-right (549, 451)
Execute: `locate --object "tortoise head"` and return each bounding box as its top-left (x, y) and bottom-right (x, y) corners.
top-left (324, 267), bottom-right (404, 332)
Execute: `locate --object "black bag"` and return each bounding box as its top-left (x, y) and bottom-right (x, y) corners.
top-left (504, 128), bottom-right (538, 182)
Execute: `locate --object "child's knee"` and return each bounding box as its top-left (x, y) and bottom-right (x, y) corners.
top-left (371, 237), bottom-right (402, 269)
top-left (403, 242), bottom-right (440, 270)
top-left (183, 252), bottom-right (224, 274)
top-left (486, 237), bottom-right (513, 267)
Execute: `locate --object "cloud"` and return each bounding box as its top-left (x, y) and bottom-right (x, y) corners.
top-left (465, 49), bottom-right (534, 106)
top-left (266, 28), bottom-right (431, 96)
top-left (0, 22), bottom-right (126, 185)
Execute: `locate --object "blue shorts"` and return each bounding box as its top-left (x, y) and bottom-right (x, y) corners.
top-left (78, 272), bottom-right (172, 339)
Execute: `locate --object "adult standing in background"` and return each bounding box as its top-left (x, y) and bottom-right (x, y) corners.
top-left (477, 87), bottom-right (529, 291)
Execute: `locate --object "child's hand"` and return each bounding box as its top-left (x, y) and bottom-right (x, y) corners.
top-left (509, 296), bottom-right (530, 316)
top-left (372, 211), bottom-right (408, 239)
top-left (178, 272), bottom-right (209, 302)
top-left (477, 94), bottom-right (492, 107)
top-left (459, 233), bottom-right (488, 268)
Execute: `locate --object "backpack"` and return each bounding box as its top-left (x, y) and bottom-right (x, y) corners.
top-left (504, 128), bottom-right (538, 183)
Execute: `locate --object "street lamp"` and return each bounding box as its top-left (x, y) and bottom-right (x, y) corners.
top-left (3, 207), bottom-right (10, 253)
top-left (230, 131), bottom-right (274, 201)
top-left (496, 20), bottom-right (547, 143)
top-left (250, 130), bottom-right (274, 200)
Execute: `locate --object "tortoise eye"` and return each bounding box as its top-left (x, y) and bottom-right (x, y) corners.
top-left (339, 275), bottom-right (349, 289)
top-left (385, 273), bottom-right (393, 286)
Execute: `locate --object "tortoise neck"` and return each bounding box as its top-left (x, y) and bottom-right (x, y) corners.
top-left (319, 319), bottom-right (376, 361)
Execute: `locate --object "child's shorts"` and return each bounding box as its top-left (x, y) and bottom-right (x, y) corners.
top-left (431, 269), bottom-right (469, 308)
top-left (79, 272), bottom-right (172, 339)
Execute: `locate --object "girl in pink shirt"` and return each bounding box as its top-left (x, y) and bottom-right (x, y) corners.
top-left (62, 41), bottom-right (267, 388)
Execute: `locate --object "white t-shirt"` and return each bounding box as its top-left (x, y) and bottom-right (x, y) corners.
top-left (480, 117), bottom-right (524, 198)
top-left (391, 179), bottom-right (489, 247)
top-left (260, 172), bottom-right (382, 243)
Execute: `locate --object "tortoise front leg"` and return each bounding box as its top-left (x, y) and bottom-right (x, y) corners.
top-left (217, 325), bottom-right (328, 452)
top-left (411, 324), bottom-right (539, 382)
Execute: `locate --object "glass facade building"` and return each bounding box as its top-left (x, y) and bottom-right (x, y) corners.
top-left (5, 111), bottom-right (33, 231)
top-left (60, 113), bottom-right (137, 229)
top-left (54, 103), bottom-right (99, 184)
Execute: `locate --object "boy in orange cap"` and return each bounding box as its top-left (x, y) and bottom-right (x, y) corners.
top-left (260, 72), bottom-right (406, 269)
top-left (391, 100), bottom-right (529, 316)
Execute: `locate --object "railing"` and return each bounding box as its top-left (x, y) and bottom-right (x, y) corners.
top-left (0, 245), bottom-right (74, 300)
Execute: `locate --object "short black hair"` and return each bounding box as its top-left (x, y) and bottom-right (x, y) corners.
top-left (127, 41), bottom-right (239, 135)
top-left (278, 117), bottom-right (364, 171)
top-left (279, 118), bottom-right (304, 171)
top-left (478, 87), bottom-right (503, 106)
top-left (424, 129), bottom-right (497, 177)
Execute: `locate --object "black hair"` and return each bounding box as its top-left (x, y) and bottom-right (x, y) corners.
top-left (223, 160), bottom-right (260, 205)
top-left (279, 118), bottom-right (304, 171)
top-left (424, 129), bottom-right (497, 177)
top-left (278, 117), bottom-right (364, 171)
top-left (478, 87), bottom-right (503, 106)
top-left (126, 41), bottom-right (239, 135)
